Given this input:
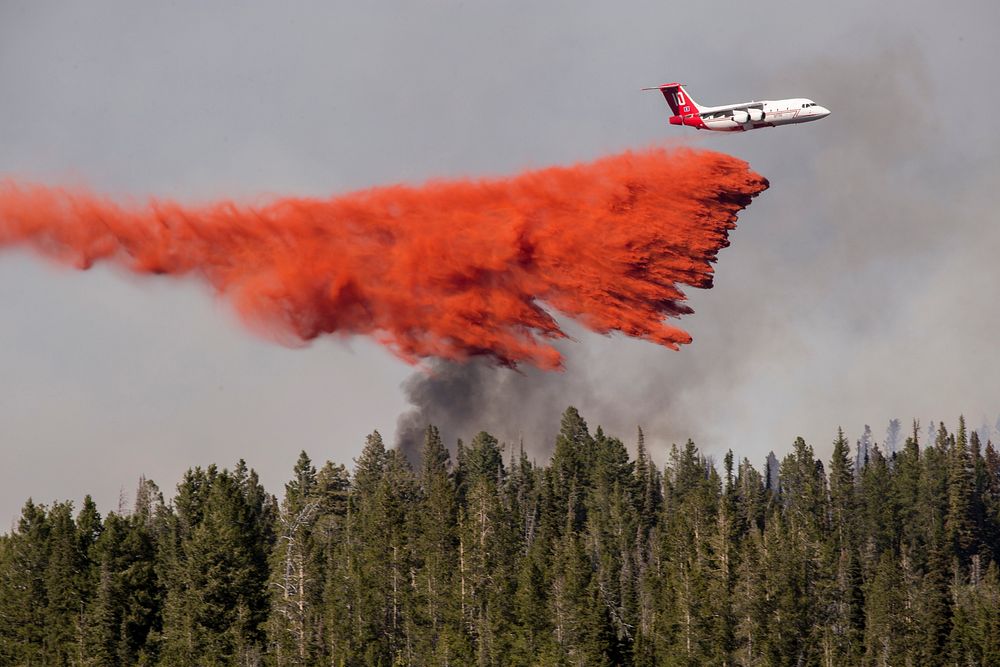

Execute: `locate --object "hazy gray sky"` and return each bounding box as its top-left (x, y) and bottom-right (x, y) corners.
top-left (2, 1), bottom-right (997, 525)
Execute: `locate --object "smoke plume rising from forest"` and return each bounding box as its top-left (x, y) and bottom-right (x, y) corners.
top-left (0, 147), bottom-right (765, 373)
top-left (400, 43), bottom-right (1000, 462)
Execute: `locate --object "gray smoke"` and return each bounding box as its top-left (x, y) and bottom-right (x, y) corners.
top-left (394, 333), bottom-right (656, 462)
top-left (395, 38), bottom-right (1000, 466)
top-left (885, 419), bottom-right (902, 456)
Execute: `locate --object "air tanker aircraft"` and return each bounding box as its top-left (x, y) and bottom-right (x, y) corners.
top-left (644, 83), bottom-right (830, 132)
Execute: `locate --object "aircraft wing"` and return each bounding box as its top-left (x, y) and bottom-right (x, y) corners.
top-left (700, 102), bottom-right (764, 114)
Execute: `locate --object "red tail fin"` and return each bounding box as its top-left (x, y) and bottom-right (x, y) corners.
top-left (643, 83), bottom-right (702, 114)
top-left (643, 83), bottom-right (705, 128)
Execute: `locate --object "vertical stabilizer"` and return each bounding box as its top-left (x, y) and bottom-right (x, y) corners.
top-left (643, 83), bottom-right (705, 128)
top-left (642, 83), bottom-right (704, 114)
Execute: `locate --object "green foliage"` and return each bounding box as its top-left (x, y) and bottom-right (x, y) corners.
top-left (1, 411), bottom-right (999, 666)
top-left (159, 465), bottom-right (273, 665)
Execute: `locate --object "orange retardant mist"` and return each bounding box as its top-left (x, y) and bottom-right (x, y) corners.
top-left (0, 147), bottom-right (767, 369)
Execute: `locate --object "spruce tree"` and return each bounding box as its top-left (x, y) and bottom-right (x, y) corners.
top-left (863, 551), bottom-right (904, 665)
top-left (459, 431), bottom-right (519, 666)
top-left (828, 427), bottom-right (854, 550)
top-left (42, 501), bottom-right (86, 664)
top-left (947, 416), bottom-right (976, 567)
top-left (341, 432), bottom-right (417, 665)
top-left (160, 466), bottom-right (271, 665)
top-left (551, 407), bottom-right (595, 534)
top-left (411, 425), bottom-right (466, 664)
top-left (0, 500), bottom-right (50, 664)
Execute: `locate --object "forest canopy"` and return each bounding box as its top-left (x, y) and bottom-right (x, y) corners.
top-left (1, 408), bottom-right (998, 666)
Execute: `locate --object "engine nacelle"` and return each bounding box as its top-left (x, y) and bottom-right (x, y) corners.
top-left (747, 108), bottom-right (764, 122)
top-left (732, 109), bottom-right (750, 124)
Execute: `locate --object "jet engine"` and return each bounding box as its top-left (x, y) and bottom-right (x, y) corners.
top-left (747, 108), bottom-right (764, 122)
top-left (732, 109), bottom-right (750, 124)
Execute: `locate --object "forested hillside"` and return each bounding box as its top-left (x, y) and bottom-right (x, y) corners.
top-left (1, 408), bottom-right (998, 666)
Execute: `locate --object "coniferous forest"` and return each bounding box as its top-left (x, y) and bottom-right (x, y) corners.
top-left (2, 408), bottom-right (999, 666)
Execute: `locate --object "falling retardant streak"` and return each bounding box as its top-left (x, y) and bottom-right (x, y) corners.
top-left (0, 147), bottom-right (767, 369)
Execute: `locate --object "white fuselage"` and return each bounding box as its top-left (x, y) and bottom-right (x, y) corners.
top-left (698, 98), bottom-right (830, 132)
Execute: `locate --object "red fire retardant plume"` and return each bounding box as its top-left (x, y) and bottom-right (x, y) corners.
top-left (0, 147), bottom-right (767, 369)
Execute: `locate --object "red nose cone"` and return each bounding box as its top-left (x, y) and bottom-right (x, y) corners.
top-left (669, 116), bottom-right (681, 126)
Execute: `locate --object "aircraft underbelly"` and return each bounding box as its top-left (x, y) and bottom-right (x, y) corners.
top-left (704, 119), bottom-right (742, 131)
top-left (704, 119), bottom-right (771, 132)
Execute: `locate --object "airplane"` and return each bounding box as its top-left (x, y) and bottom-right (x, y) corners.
top-left (643, 82), bottom-right (830, 132)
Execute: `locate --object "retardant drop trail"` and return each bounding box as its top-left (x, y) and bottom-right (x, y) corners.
top-left (0, 147), bottom-right (767, 369)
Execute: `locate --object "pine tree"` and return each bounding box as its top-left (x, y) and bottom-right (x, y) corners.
top-left (970, 562), bottom-right (1000, 664)
top-left (858, 444), bottom-right (895, 573)
top-left (828, 428), bottom-right (854, 550)
top-left (78, 496), bottom-right (163, 666)
top-left (983, 440), bottom-right (1000, 564)
top-left (969, 430), bottom-right (990, 564)
top-left (653, 439), bottom-right (727, 665)
top-left (458, 431), bottom-right (519, 666)
top-left (160, 466), bottom-right (271, 665)
top-left (411, 425), bottom-right (466, 664)
top-left (339, 431), bottom-right (417, 665)
top-left (551, 407), bottom-right (595, 534)
top-left (634, 427), bottom-right (662, 540)
top-left (863, 551), bottom-right (904, 666)
top-left (947, 416), bottom-right (976, 567)
top-left (732, 530), bottom-right (770, 667)
top-left (586, 428), bottom-right (638, 664)
top-left (42, 500), bottom-right (86, 664)
top-left (894, 422), bottom-right (923, 556)
top-left (551, 528), bottom-right (612, 667)
top-left (822, 428), bottom-right (863, 663)
top-left (512, 537), bottom-right (553, 664)
top-left (758, 510), bottom-right (823, 667)
top-left (780, 437), bottom-right (827, 535)
top-left (82, 560), bottom-right (123, 666)
top-left (269, 451), bottom-right (322, 666)
top-left (77, 494), bottom-right (103, 560)
top-left (911, 434), bottom-right (953, 664)
top-left (734, 457), bottom-right (766, 535)
top-left (0, 499), bottom-right (50, 664)
top-left (315, 461), bottom-right (353, 663)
